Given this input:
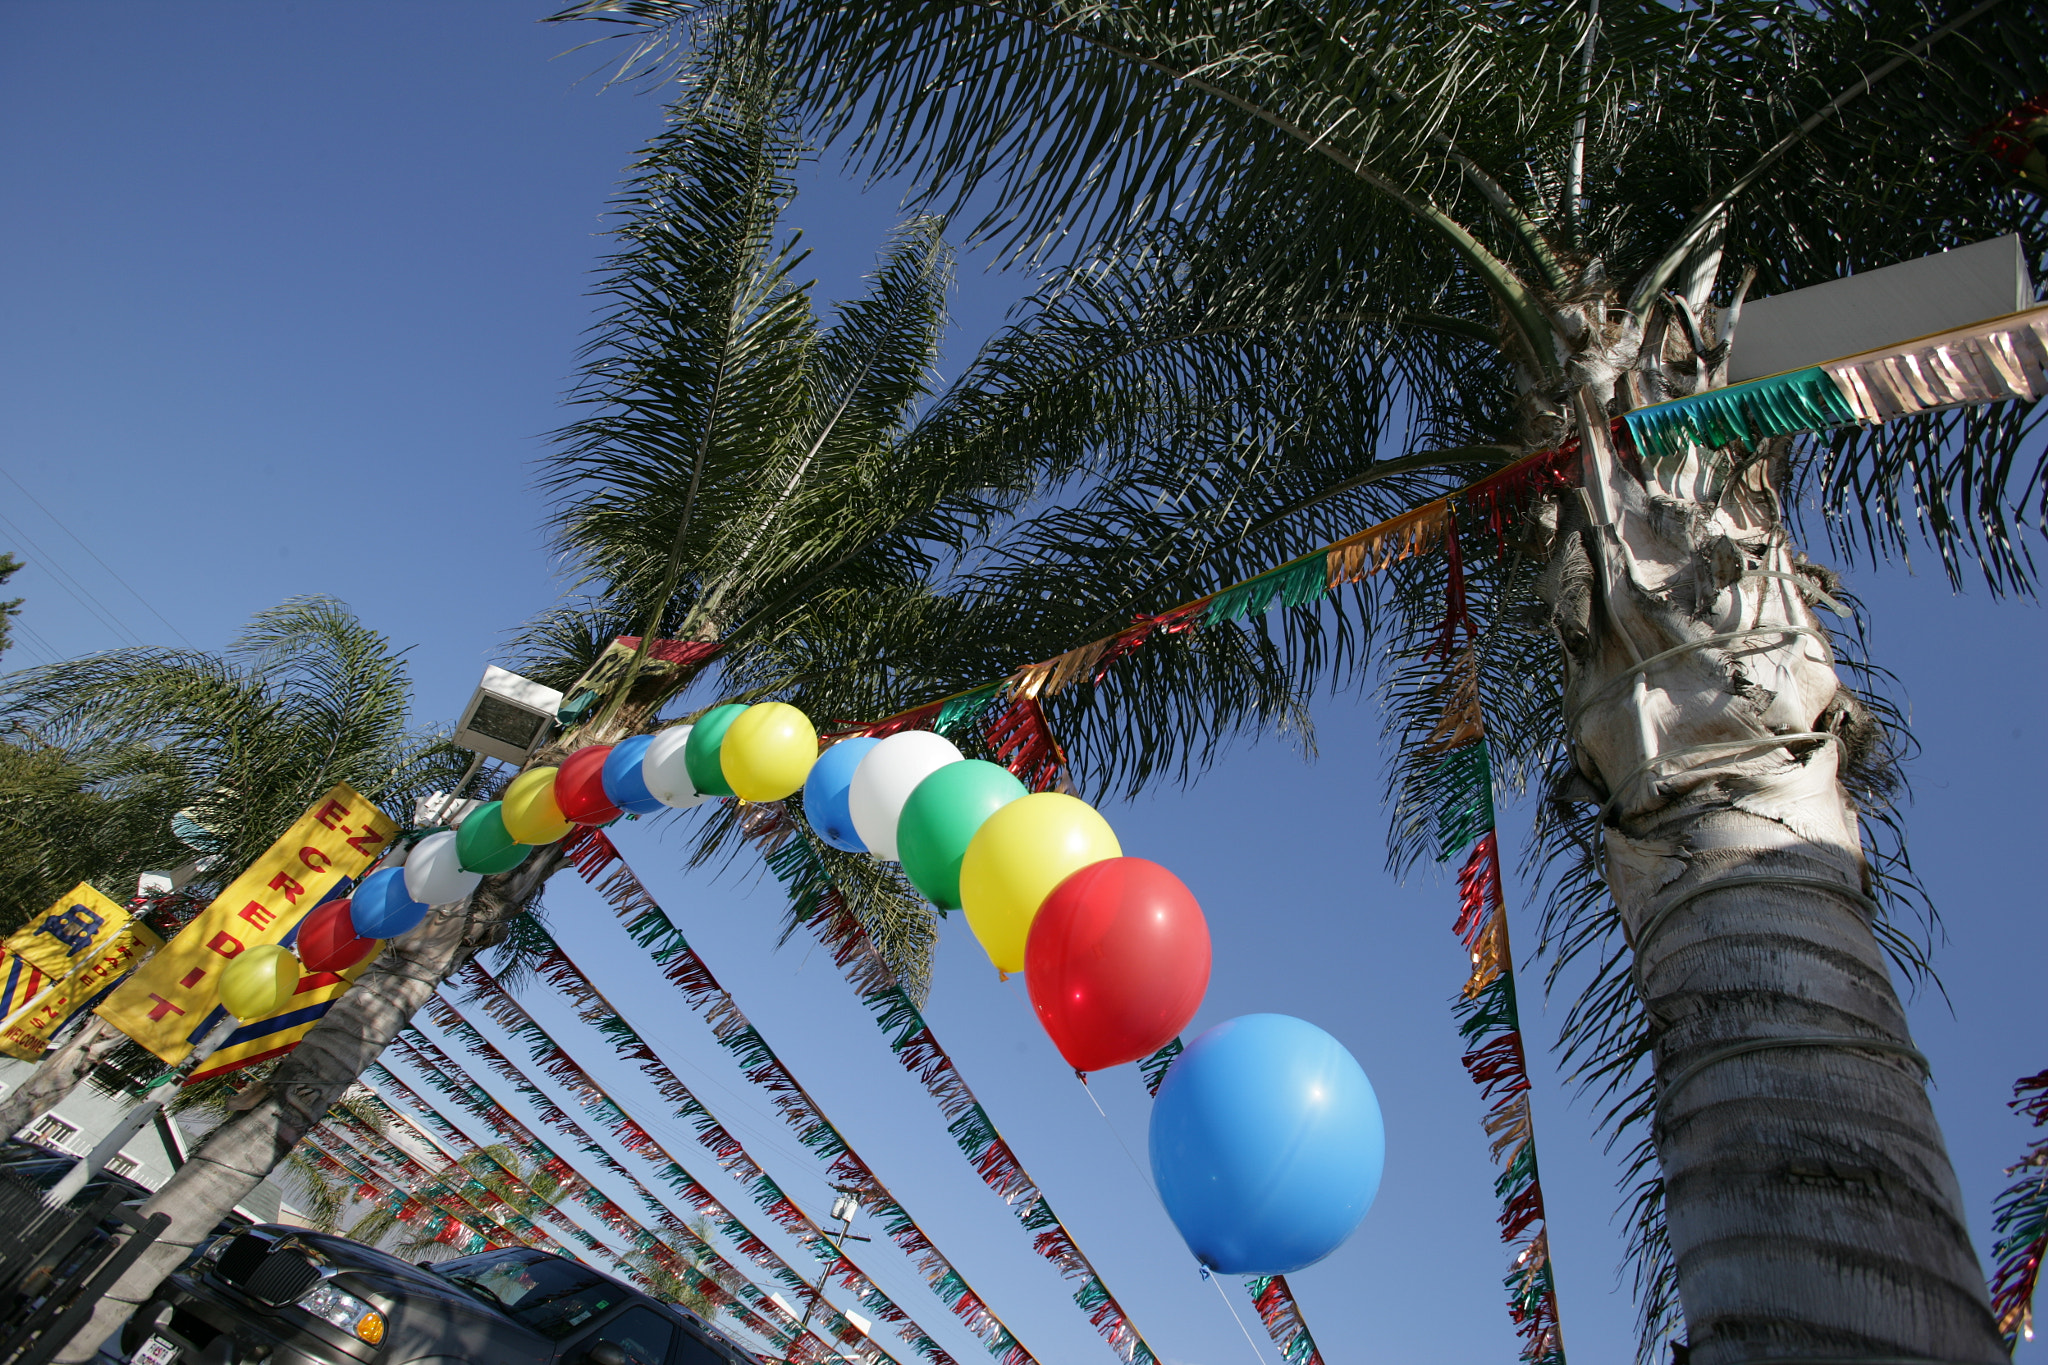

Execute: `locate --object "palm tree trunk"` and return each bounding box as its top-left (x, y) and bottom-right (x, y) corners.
top-left (49, 847), bottom-right (566, 1364)
top-left (0, 1015), bottom-right (124, 1141)
top-left (1541, 361), bottom-right (2004, 1360)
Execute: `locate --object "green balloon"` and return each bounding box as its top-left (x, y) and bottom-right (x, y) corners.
top-left (897, 760), bottom-right (1028, 908)
top-left (683, 703), bottom-right (750, 798)
top-left (455, 801), bottom-right (532, 876)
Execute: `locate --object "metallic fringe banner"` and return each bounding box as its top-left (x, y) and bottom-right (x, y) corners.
top-left (507, 935), bottom-right (1037, 1365)
top-left (416, 994), bottom-right (892, 1365)
top-left (1824, 306), bottom-right (2048, 425)
top-left (374, 1040), bottom-right (823, 1360)
top-left (562, 828), bottom-right (1159, 1365)
top-left (1991, 1068), bottom-right (2048, 1346)
top-left (1428, 525), bottom-right (1566, 1365)
top-left (365, 1062), bottom-right (632, 1267)
top-left (452, 960), bottom-right (987, 1365)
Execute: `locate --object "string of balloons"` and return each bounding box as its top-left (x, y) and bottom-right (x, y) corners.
top-left (240, 701), bottom-right (1388, 1278)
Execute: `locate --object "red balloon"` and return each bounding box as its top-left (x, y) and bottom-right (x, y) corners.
top-left (1025, 857), bottom-right (1212, 1074)
top-left (296, 897), bottom-right (378, 974)
top-left (555, 745), bottom-right (622, 825)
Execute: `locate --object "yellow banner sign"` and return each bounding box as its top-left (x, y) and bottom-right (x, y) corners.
top-left (6, 882), bottom-right (137, 978)
top-left (0, 885), bottom-right (164, 1060)
top-left (187, 916), bottom-right (385, 1081)
top-left (98, 782), bottom-right (395, 1063)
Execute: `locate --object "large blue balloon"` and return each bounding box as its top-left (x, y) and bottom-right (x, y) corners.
top-left (601, 734), bottom-right (666, 816)
top-left (1149, 1013), bottom-right (1383, 1274)
top-left (350, 866), bottom-right (427, 940)
top-left (803, 737), bottom-right (878, 852)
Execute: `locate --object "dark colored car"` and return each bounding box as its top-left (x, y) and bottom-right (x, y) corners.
top-left (126, 1227), bottom-right (765, 1365)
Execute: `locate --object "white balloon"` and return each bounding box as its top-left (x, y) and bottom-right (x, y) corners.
top-left (404, 830), bottom-right (482, 908)
top-left (847, 731), bottom-right (963, 862)
top-left (642, 725), bottom-right (709, 809)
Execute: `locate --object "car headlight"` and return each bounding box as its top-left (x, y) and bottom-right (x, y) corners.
top-left (296, 1281), bottom-right (386, 1345)
top-left (199, 1236), bottom-right (234, 1266)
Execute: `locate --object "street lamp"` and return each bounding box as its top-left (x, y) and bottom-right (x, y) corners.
top-left (424, 666), bottom-right (564, 828)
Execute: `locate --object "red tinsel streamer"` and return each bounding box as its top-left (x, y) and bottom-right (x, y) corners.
top-left (983, 692), bottom-right (1067, 792)
top-left (1974, 91), bottom-right (2048, 171)
top-left (1455, 831), bottom-right (1505, 944)
top-left (1462, 442), bottom-right (1580, 550)
top-left (572, 839), bottom-right (1156, 1365)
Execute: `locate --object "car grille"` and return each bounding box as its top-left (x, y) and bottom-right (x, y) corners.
top-left (214, 1234), bottom-right (321, 1307)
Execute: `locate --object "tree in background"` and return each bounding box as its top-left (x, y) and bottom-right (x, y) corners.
top-left (545, 1), bottom-right (2048, 1360)
top-left (0, 552), bottom-right (22, 660)
top-left (0, 597), bottom-right (466, 1141)
top-left (52, 25), bottom-right (1409, 1353)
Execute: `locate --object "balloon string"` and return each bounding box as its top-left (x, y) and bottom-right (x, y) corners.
top-left (1209, 1268), bottom-right (1272, 1364)
top-left (1002, 976), bottom-right (1268, 1365)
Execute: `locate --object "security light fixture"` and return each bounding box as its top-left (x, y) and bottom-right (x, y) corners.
top-left (452, 666), bottom-right (564, 764)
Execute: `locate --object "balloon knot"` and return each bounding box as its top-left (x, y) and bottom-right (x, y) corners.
top-left (998, 970), bottom-right (1009, 983)
top-left (1197, 1265), bottom-right (1212, 1281)
top-left (1074, 1068), bottom-right (1089, 1085)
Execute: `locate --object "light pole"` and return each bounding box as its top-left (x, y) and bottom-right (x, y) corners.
top-left (794, 1189), bottom-right (870, 1341)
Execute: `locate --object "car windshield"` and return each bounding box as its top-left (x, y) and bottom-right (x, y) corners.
top-left (438, 1251), bottom-right (623, 1340)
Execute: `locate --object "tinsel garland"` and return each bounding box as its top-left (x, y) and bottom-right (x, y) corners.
top-left (304, 1123), bottom-right (496, 1256)
top-left (1823, 306), bottom-right (2048, 424)
top-left (1621, 367), bottom-right (1860, 463)
top-left (364, 1061), bottom-right (631, 1267)
top-left (1991, 1068), bottom-right (2048, 1346)
top-left (501, 936), bottom-right (1038, 1365)
top-left (377, 1044), bottom-right (825, 1362)
top-left (562, 827), bottom-right (1159, 1365)
top-left (414, 997), bottom-right (893, 1365)
top-left (451, 961), bottom-right (987, 1365)
top-left (1426, 534), bottom-right (1567, 1365)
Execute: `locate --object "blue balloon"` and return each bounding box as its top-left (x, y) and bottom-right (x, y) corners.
top-left (803, 737), bottom-right (878, 852)
top-left (1149, 1013), bottom-right (1383, 1274)
top-left (601, 734), bottom-right (665, 816)
top-left (350, 866), bottom-right (427, 940)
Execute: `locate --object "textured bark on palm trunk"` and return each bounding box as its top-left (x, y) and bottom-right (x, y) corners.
top-left (50, 848), bottom-right (566, 1364)
top-left (1536, 301), bottom-right (2003, 1360)
top-left (0, 1015), bottom-right (123, 1142)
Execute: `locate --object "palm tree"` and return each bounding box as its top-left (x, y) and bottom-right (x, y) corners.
top-left (50, 22), bottom-right (1403, 1357)
top-left (0, 596), bottom-right (465, 1143)
top-left (538, 3), bottom-right (2048, 1361)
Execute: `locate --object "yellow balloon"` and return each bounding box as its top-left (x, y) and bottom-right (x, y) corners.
top-left (220, 944), bottom-right (301, 1022)
top-left (959, 792), bottom-right (1121, 975)
top-left (502, 766), bottom-right (574, 844)
top-left (719, 702), bottom-right (819, 802)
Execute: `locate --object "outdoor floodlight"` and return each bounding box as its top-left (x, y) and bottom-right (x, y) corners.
top-left (452, 666), bottom-right (564, 764)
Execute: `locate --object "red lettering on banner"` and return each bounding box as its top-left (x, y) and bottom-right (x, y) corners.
top-left (179, 968), bottom-right (205, 988)
top-left (145, 994), bottom-right (187, 1022)
top-left (238, 902), bottom-right (277, 931)
top-left (206, 931), bottom-right (245, 959)
top-left (267, 872), bottom-right (306, 904)
top-left (345, 830), bottom-right (385, 857)
top-left (316, 800), bottom-right (351, 832)
top-left (299, 847), bottom-right (332, 873)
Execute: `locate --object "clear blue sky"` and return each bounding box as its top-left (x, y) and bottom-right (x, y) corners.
top-left (3, 6), bottom-right (2043, 1364)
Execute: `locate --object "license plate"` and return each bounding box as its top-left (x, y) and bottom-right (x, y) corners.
top-left (132, 1335), bottom-right (180, 1365)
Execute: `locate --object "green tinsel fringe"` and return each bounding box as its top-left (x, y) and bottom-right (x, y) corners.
top-left (1622, 366), bottom-right (1858, 463)
top-left (1203, 555), bottom-right (1329, 627)
top-left (1455, 971), bottom-right (1521, 1040)
top-left (936, 685), bottom-right (1004, 737)
top-left (1427, 742), bottom-right (1496, 861)
top-left (1139, 1038), bottom-right (1184, 1096)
